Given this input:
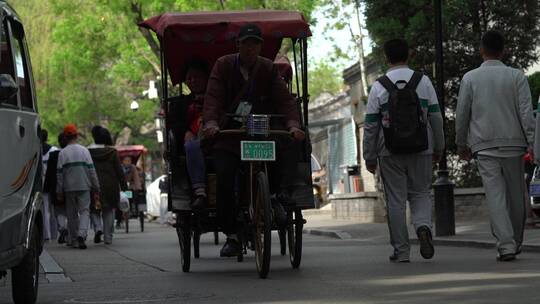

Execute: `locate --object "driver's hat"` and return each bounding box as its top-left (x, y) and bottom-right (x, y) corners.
top-left (238, 24), bottom-right (263, 42)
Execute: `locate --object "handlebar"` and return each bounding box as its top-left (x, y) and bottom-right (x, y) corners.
top-left (225, 113), bottom-right (286, 118)
top-left (219, 129), bottom-right (291, 137)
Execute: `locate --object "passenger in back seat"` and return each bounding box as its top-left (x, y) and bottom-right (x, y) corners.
top-left (182, 60), bottom-right (210, 210)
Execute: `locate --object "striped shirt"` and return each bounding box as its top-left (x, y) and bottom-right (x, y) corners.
top-left (56, 143), bottom-right (100, 193)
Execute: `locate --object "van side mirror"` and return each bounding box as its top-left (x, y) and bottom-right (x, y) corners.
top-left (0, 74), bottom-right (18, 101)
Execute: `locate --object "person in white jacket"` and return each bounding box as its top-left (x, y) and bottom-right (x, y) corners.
top-left (363, 39), bottom-right (445, 263)
top-left (456, 30), bottom-right (535, 262)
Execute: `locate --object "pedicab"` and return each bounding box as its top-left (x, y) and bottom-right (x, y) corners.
top-left (139, 10), bottom-right (315, 278)
top-left (116, 145), bottom-right (148, 233)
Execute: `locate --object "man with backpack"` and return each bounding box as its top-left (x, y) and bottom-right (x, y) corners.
top-left (363, 39), bottom-right (445, 263)
top-left (456, 31), bottom-right (535, 262)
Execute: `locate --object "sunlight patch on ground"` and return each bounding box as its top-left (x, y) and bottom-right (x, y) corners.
top-left (368, 272), bottom-right (540, 286)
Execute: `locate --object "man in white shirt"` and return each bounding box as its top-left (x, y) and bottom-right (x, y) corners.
top-left (456, 30), bottom-right (535, 262)
top-left (363, 39), bottom-right (445, 263)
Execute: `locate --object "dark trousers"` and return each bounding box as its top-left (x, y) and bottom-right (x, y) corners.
top-left (214, 151), bottom-right (241, 235)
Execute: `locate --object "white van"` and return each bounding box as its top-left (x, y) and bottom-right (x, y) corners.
top-left (0, 2), bottom-right (43, 304)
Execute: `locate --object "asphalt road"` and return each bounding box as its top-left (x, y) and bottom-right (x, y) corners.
top-left (2, 220), bottom-right (540, 304)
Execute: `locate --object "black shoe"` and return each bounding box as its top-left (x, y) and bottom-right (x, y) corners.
top-left (190, 195), bottom-right (207, 211)
top-left (497, 253), bottom-right (516, 262)
top-left (389, 253), bottom-right (410, 263)
top-left (516, 244), bottom-right (522, 256)
top-left (58, 229), bottom-right (67, 244)
top-left (272, 201), bottom-right (288, 229)
top-left (77, 237), bottom-right (87, 250)
top-left (417, 226), bottom-right (434, 259)
top-left (94, 231), bottom-right (103, 244)
top-left (220, 238), bottom-right (241, 257)
top-left (115, 221), bottom-right (121, 229)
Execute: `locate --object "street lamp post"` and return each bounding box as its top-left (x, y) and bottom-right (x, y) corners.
top-left (433, 0), bottom-right (455, 237)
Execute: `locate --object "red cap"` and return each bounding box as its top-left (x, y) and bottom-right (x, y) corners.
top-left (63, 123), bottom-right (78, 136)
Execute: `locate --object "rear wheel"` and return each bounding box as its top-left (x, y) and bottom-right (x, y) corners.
top-left (193, 230), bottom-right (201, 259)
top-left (139, 211), bottom-right (145, 232)
top-left (252, 172), bottom-right (272, 279)
top-left (124, 212), bottom-right (129, 234)
top-left (176, 212), bottom-right (191, 272)
top-left (278, 228), bottom-right (287, 256)
top-left (12, 224), bottom-right (40, 304)
top-left (287, 210), bottom-right (303, 269)
top-left (214, 231), bottom-right (219, 245)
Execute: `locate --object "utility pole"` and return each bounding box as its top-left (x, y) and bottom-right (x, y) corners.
top-left (433, 0), bottom-right (455, 236)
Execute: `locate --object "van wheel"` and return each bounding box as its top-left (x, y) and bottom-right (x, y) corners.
top-left (12, 226), bottom-right (39, 304)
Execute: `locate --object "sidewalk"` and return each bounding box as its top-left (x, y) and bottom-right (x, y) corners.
top-left (303, 211), bottom-right (540, 253)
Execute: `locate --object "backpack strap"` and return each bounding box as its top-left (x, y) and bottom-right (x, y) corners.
top-left (405, 71), bottom-right (424, 90)
top-left (377, 75), bottom-right (397, 94)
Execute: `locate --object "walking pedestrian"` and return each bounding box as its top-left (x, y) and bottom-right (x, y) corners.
top-left (363, 38), bottom-right (445, 263)
top-left (88, 126), bottom-right (128, 245)
top-left (56, 124), bottom-right (100, 249)
top-left (41, 129), bottom-right (60, 241)
top-left (456, 30), bottom-right (535, 262)
top-left (44, 133), bottom-right (68, 243)
top-left (116, 155), bottom-right (142, 228)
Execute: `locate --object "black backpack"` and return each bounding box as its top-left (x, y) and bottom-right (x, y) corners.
top-left (377, 71), bottom-right (428, 154)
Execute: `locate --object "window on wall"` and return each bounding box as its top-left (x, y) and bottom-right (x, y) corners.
top-left (0, 21), bottom-right (16, 107)
top-left (10, 21), bottom-right (33, 111)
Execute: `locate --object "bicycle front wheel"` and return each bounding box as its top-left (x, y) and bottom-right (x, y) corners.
top-left (252, 172), bottom-right (272, 279)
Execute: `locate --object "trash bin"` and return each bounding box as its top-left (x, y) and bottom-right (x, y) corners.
top-left (347, 165), bottom-right (361, 192)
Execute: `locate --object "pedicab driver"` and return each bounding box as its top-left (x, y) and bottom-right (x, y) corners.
top-left (202, 24), bottom-right (305, 257)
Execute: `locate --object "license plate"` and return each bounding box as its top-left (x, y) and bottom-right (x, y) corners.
top-left (241, 141), bottom-right (276, 161)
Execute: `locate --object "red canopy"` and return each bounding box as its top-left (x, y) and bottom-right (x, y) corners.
top-left (139, 10), bottom-right (311, 85)
top-left (274, 55), bottom-right (293, 82)
top-left (116, 145), bottom-right (148, 164)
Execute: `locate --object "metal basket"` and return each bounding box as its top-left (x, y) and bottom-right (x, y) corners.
top-left (247, 114), bottom-right (270, 136)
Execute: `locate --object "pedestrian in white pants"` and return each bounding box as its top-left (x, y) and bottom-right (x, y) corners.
top-left (41, 129), bottom-right (60, 241)
top-left (456, 30), bottom-right (535, 262)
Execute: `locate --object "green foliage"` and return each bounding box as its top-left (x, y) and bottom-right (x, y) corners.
top-left (309, 60), bottom-right (342, 98)
top-left (529, 72), bottom-right (540, 109)
top-left (11, 0), bottom-right (319, 150)
top-left (362, 0), bottom-right (540, 186)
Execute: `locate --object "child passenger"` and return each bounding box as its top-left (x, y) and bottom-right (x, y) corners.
top-left (183, 60), bottom-right (210, 210)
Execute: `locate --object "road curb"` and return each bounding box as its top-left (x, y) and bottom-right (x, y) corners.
top-left (40, 249), bottom-right (72, 283)
top-left (303, 228), bottom-right (352, 240)
top-left (304, 228), bottom-right (540, 253)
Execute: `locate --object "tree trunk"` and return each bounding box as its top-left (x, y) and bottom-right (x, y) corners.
top-left (131, 1), bottom-right (160, 61)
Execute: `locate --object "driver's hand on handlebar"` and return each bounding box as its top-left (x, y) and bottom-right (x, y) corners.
top-left (289, 127), bottom-right (305, 141)
top-left (202, 124), bottom-right (220, 138)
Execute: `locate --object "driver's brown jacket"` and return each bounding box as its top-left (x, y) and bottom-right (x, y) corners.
top-left (203, 54), bottom-right (301, 154)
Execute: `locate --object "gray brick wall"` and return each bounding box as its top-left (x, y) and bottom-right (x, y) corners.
top-left (330, 188), bottom-right (488, 223)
